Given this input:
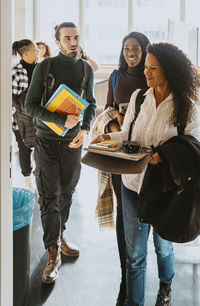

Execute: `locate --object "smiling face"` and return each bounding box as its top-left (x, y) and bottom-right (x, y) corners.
top-left (144, 53), bottom-right (168, 89)
top-left (123, 38), bottom-right (143, 68)
top-left (56, 27), bottom-right (80, 58)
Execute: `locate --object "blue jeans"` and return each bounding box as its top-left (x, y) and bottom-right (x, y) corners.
top-left (121, 183), bottom-right (175, 306)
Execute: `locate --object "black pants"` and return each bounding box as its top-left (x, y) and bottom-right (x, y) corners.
top-left (112, 174), bottom-right (126, 284)
top-left (13, 129), bottom-right (32, 176)
top-left (34, 136), bottom-right (82, 249)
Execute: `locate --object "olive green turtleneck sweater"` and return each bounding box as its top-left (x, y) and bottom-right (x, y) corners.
top-left (105, 64), bottom-right (147, 110)
top-left (25, 52), bottom-right (96, 140)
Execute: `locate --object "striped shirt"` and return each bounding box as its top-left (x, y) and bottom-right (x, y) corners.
top-left (110, 88), bottom-right (200, 193)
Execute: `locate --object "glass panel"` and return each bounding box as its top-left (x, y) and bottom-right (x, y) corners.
top-left (83, 0), bottom-right (129, 65)
top-left (133, 0), bottom-right (180, 43)
top-left (185, 0), bottom-right (200, 68)
top-left (36, 0), bottom-right (79, 55)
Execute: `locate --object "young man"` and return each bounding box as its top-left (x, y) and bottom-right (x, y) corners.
top-left (25, 22), bottom-right (96, 284)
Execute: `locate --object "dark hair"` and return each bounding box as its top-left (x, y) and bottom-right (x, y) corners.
top-left (54, 22), bottom-right (77, 41)
top-left (146, 42), bottom-right (200, 127)
top-left (12, 39), bottom-right (33, 57)
top-left (36, 41), bottom-right (52, 58)
top-left (119, 32), bottom-right (150, 71)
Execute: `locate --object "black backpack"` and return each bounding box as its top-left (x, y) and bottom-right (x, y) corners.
top-left (40, 57), bottom-right (90, 105)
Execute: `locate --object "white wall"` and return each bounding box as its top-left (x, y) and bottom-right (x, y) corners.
top-left (0, 0), bottom-right (13, 305)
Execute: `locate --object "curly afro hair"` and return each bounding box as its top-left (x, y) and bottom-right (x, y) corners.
top-left (146, 42), bottom-right (200, 128)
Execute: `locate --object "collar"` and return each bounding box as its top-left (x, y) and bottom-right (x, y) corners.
top-left (144, 87), bottom-right (173, 103)
top-left (57, 52), bottom-right (79, 64)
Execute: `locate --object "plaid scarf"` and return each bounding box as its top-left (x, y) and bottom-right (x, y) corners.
top-left (90, 107), bottom-right (118, 230)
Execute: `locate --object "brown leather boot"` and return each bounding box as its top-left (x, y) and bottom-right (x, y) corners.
top-left (155, 281), bottom-right (172, 306)
top-left (60, 231), bottom-right (79, 257)
top-left (42, 245), bottom-right (61, 284)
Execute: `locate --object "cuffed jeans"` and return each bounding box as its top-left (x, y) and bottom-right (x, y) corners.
top-left (121, 183), bottom-right (175, 306)
top-left (34, 136), bottom-right (81, 249)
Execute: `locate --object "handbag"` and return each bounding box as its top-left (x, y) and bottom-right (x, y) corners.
top-left (81, 151), bottom-right (150, 174)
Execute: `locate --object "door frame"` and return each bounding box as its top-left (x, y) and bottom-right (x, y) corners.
top-left (0, 0), bottom-right (13, 305)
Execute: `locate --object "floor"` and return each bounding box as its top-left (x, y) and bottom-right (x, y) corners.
top-left (12, 136), bottom-right (200, 306)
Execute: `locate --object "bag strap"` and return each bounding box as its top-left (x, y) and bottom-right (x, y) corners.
top-left (176, 123), bottom-right (186, 135)
top-left (41, 57), bottom-right (53, 105)
top-left (128, 88), bottom-right (148, 140)
top-left (127, 89), bottom-right (186, 141)
top-left (41, 57), bottom-right (90, 104)
top-left (111, 70), bottom-right (122, 109)
top-left (80, 59), bottom-right (90, 97)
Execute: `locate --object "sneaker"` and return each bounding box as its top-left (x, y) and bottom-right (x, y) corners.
top-left (24, 176), bottom-right (34, 193)
top-left (60, 231), bottom-right (79, 257)
top-left (42, 245), bottom-right (61, 284)
top-left (155, 281), bottom-right (172, 306)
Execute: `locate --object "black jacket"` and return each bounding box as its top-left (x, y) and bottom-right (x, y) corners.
top-left (138, 135), bottom-right (200, 243)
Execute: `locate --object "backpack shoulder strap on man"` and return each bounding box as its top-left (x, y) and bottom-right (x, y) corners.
top-left (128, 88), bottom-right (149, 140)
top-left (111, 69), bottom-right (122, 109)
top-left (80, 59), bottom-right (90, 97)
top-left (40, 57), bottom-right (53, 105)
top-left (41, 57), bottom-right (90, 104)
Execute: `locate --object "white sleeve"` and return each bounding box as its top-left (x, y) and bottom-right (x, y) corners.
top-left (109, 89), bottom-right (141, 142)
top-left (184, 103), bottom-right (200, 141)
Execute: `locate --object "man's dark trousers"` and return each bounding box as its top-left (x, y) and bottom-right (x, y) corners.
top-left (34, 136), bottom-right (82, 249)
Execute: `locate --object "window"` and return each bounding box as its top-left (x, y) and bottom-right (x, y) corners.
top-left (83, 0), bottom-right (129, 65)
top-left (35, 0), bottom-right (199, 67)
top-left (132, 0), bottom-right (180, 43)
top-left (185, 0), bottom-right (200, 67)
top-left (36, 0), bottom-right (79, 55)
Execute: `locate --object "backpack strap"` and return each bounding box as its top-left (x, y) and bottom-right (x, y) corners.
top-left (40, 57), bottom-right (53, 105)
top-left (176, 122), bottom-right (186, 135)
top-left (41, 57), bottom-right (90, 104)
top-left (111, 70), bottom-right (122, 109)
top-left (128, 88), bottom-right (148, 140)
top-left (80, 59), bottom-right (90, 98)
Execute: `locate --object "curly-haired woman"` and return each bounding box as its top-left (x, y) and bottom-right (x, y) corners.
top-left (92, 42), bottom-right (200, 306)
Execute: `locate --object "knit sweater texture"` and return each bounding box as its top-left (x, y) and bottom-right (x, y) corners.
top-left (105, 64), bottom-right (147, 110)
top-left (25, 52), bottom-right (96, 141)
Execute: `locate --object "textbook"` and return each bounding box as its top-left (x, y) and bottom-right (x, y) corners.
top-left (43, 84), bottom-right (89, 136)
top-left (86, 145), bottom-right (149, 161)
top-left (88, 141), bottom-right (121, 152)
